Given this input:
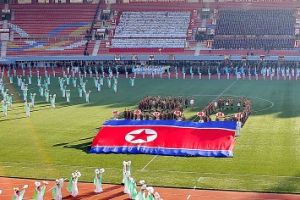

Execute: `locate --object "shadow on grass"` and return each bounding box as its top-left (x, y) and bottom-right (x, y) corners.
top-left (263, 173), bottom-right (300, 194)
top-left (63, 141), bottom-right (91, 153)
top-left (53, 136), bottom-right (95, 153)
top-left (0, 116), bottom-right (27, 121)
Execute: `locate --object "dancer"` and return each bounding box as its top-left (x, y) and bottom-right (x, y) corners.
top-left (123, 171), bottom-right (130, 194)
top-left (66, 90), bottom-right (71, 103)
top-left (122, 161), bottom-right (131, 184)
top-left (32, 181), bottom-right (47, 200)
top-left (50, 94), bottom-right (56, 108)
top-left (146, 187), bottom-right (154, 200)
top-left (51, 178), bottom-right (65, 200)
top-left (136, 182), bottom-right (147, 200)
top-left (44, 89), bottom-right (50, 102)
top-left (113, 80), bottom-right (118, 93)
top-left (13, 184), bottom-right (28, 200)
top-left (85, 91), bottom-right (91, 103)
top-left (94, 168), bottom-right (105, 193)
top-left (1, 100), bottom-right (8, 116)
top-left (129, 177), bottom-right (137, 200)
top-left (30, 93), bottom-right (36, 107)
top-left (24, 101), bottom-right (30, 117)
top-left (78, 85), bottom-right (83, 98)
top-left (66, 170), bottom-right (81, 197)
top-left (130, 77), bottom-right (135, 87)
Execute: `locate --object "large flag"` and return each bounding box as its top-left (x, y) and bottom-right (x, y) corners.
top-left (90, 120), bottom-right (236, 157)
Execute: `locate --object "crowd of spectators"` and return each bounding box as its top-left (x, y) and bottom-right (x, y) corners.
top-left (212, 37), bottom-right (295, 50)
top-left (216, 9), bottom-right (295, 36)
top-left (114, 11), bottom-right (191, 38)
top-left (195, 32), bottom-right (214, 42)
top-left (110, 38), bottom-right (186, 49)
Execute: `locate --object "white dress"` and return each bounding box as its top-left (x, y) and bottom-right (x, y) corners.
top-left (71, 178), bottom-right (78, 197)
top-left (54, 184), bottom-right (62, 200)
top-left (94, 175), bottom-right (103, 193)
top-left (36, 187), bottom-right (44, 200)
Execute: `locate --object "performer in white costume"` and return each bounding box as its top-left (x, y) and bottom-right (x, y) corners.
top-left (66, 171), bottom-right (81, 197)
top-left (94, 168), bottom-right (105, 193)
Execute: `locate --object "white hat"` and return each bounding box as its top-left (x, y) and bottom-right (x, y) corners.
top-left (99, 168), bottom-right (105, 174)
top-left (23, 185), bottom-right (28, 189)
top-left (146, 187), bottom-right (154, 194)
top-left (127, 161), bottom-right (131, 166)
top-left (34, 181), bottom-right (41, 187)
top-left (55, 179), bottom-right (59, 183)
top-left (141, 184), bottom-right (147, 190)
top-left (139, 180), bottom-right (145, 185)
top-left (72, 172), bottom-right (76, 178)
top-left (76, 171), bottom-right (81, 178)
top-left (95, 169), bottom-right (100, 174)
top-left (0, 190), bottom-right (2, 194)
top-left (123, 161), bottom-right (126, 166)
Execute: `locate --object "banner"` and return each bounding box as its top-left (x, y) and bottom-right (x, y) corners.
top-left (90, 120), bottom-right (236, 157)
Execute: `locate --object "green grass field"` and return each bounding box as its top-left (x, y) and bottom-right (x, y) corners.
top-left (1, 75), bottom-right (300, 193)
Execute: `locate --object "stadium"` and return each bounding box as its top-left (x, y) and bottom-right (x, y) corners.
top-left (0, 0), bottom-right (300, 199)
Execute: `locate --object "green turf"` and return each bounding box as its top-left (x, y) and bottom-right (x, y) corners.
top-left (1, 75), bottom-right (300, 193)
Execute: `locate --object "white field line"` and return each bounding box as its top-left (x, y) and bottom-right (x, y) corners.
top-left (187, 177), bottom-right (201, 199)
top-left (1, 161), bottom-right (300, 179)
top-left (141, 155), bottom-right (158, 171)
top-left (192, 80), bottom-right (237, 121)
top-left (193, 94), bottom-right (274, 114)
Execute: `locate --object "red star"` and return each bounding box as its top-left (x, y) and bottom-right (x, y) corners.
top-left (130, 130), bottom-right (156, 142)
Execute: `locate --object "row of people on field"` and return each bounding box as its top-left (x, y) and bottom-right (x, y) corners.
top-left (1, 161), bottom-right (163, 200)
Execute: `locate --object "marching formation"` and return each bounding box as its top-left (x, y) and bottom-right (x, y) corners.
top-left (0, 66), bottom-right (137, 117)
top-left (0, 161), bottom-right (164, 200)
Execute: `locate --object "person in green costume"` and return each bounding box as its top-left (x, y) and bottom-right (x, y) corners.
top-left (78, 85), bottom-right (83, 98)
top-left (12, 185), bottom-right (28, 200)
top-left (24, 102), bottom-right (30, 117)
top-left (50, 94), bottom-right (56, 108)
top-left (136, 183), bottom-right (147, 200)
top-left (44, 89), bottom-right (50, 102)
top-left (39, 86), bottom-right (44, 97)
top-left (145, 187), bottom-right (154, 200)
top-left (66, 90), bottom-right (71, 103)
top-left (1, 100), bottom-right (8, 116)
top-left (129, 177), bottom-right (137, 200)
top-left (66, 171), bottom-right (81, 197)
top-left (32, 181), bottom-right (47, 200)
top-left (94, 168), bottom-right (105, 193)
top-left (30, 93), bottom-right (36, 107)
top-left (85, 90), bottom-right (91, 103)
top-left (72, 77), bottom-right (77, 88)
top-left (51, 178), bottom-right (65, 200)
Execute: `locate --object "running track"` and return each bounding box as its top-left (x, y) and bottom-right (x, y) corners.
top-left (0, 177), bottom-right (299, 200)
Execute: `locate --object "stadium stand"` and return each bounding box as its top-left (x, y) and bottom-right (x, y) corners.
top-left (4, 3), bottom-right (101, 56)
top-left (212, 9), bottom-right (296, 51)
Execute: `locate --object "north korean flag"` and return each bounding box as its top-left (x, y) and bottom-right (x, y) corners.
top-left (90, 120), bottom-right (237, 157)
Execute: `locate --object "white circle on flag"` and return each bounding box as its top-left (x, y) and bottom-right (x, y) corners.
top-left (125, 129), bottom-right (158, 144)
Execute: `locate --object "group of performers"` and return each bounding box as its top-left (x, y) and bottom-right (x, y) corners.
top-left (122, 161), bottom-right (163, 200)
top-left (3, 60), bottom-right (300, 80)
top-left (1, 161), bottom-right (164, 200)
top-left (0, 66), bottom-right (138, 117)
top-left (2, 169), bottom-right (103, 200)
